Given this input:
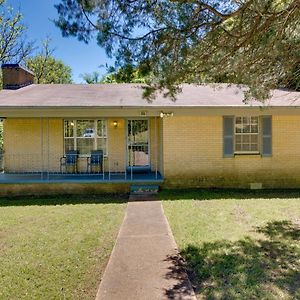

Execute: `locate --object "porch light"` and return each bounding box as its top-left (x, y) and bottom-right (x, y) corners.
top-left (159, 111), bottom-right (174, 118)
top-left (113, 120), bottom-right (118, 128)
top-left (70, 121), bottom-right (75, 126)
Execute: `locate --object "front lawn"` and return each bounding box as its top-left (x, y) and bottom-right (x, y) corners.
top-left (162, 189), bottom-right (300, 300)
top-left (0, 195), bottom-right (126, 300)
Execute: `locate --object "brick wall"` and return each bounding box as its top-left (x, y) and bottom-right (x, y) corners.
top-left (3, 117), bottom-right (162, 174)
top-left (4, 119), bottom-right (64, 172)
top-left (162, 115), bottom-right (300, 188)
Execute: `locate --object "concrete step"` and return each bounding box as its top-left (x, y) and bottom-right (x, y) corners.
top-left (129, 193), bottom-right (159, 201)
top-left (130, 185), bottom-right (159, 194)
top-left (129, 185), bottom-right (160, 201)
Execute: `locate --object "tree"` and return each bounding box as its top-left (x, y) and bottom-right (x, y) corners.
top-left (0, 0), bottom-right (34, 64)
top-left (100, 65), bottom-right (148, 83)
top-left (55, 0), bottom-right (300, 101)
top-left (0, 0), bottom-right (34, 88)
top-left (80, 71), bottom-right (101, 84)
top-left (81, 64), bottom-right (148, 84)
top-left (25, 40), bottom-right (72, 84)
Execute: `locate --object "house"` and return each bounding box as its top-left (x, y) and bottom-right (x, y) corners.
top-left (0, 64), bottom-right (300, 195)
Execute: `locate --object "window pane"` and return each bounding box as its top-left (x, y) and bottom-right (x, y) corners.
top-left (250, 144), bottom-right (258, 151)
top-left (243, 125), bottom-right (251, 133)
top-left (97, 138), bottom-right (107, 155)
top-left (242, 144), bottom-right (250, 151)
top-left (77, 120), bottom-right (95, 137)
top-left (236, 125), bottom-right (242, 133)
top-left (236, 144), bottom-right (242, 151)
top-left (77, 138), bottom-right (94, 155)
top-left (235, 135), bottom-right (242, 143)
top-left (251, 125), bottom-right (258, 133)
top-left (236, 117), bottom-right (242, 124)
top-left (251, 135), bottom-right (258, 143)
top-left (235, 116), bottom-right (259, 153)
top-left (242, 135), bottom-right (250, 143)
top-left (65, 138), bottom-right (74, 151)
top-left (97, 120), bottom-right (107, 137)
top-left (64, 120), bottom-right (74, 137)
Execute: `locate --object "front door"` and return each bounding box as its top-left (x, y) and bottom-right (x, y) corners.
top-left (127, 119), bottom-right (150, 168)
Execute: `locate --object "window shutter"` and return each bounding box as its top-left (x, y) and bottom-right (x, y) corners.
top-left (223, 116), bottom-right (234, 157)
top-left (261, 116), bottom-right (272, 156)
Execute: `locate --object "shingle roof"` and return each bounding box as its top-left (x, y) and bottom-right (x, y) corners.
top-left (0, 83), bottom-right (299, 108)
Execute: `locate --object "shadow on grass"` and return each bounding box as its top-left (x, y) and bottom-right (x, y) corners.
top-left (160, 188), bottom-right (300, 201)
top-left (0, 193), bottom-right (128, 207)
top-left (165, 220), bottom-right (300, 299)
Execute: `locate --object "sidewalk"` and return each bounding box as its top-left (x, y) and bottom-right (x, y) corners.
top-left (95, 201), bottom-right (196, 300)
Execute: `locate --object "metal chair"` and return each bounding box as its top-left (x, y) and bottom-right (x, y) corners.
top-left (60, 150), bottom-right (79, 173)
top-left (87, 150), bottom-right (103, 173)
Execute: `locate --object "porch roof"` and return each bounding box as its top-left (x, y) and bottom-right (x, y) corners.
top-left (0, 83), bottom-right (299, 109)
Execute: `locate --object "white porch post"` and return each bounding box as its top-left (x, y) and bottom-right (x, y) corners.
top-left (47, 117), bottom-right (50, 181)
top-left (40, 117), bottom-right (44, 180)
top-left (155, 116), bottom-right (158, 179)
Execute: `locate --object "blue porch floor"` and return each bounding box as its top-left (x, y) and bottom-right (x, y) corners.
top-left (0, 171), bottom-right (163, 184)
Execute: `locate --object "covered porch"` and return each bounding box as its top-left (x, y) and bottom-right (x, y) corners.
top-left (0, 115), bottom-right (164, 184)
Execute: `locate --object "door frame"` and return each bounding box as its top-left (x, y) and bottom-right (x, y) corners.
top-left (125, 118), bottom-right (151, 168)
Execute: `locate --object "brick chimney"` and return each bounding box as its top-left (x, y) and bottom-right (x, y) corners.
top-left (1, 64), bottom-right (34, 89)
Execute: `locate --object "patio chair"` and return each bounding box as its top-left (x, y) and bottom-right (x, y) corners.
top-left (60, 150), bottom-right (79, 173)
top-left (87, 150), bottom-right (103, 173)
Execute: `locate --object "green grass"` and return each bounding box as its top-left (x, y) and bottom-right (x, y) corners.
top-left (162, 189), bottom-right (300, 300)
top-left (0, 195), bottom-right (126, 300)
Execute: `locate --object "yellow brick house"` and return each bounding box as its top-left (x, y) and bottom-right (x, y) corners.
top-left (0, 64), bottom-right (299, 195)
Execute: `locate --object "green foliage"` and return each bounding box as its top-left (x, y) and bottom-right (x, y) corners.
top-left (25, 40), bottom-right (72, 84)
top-left (55, 0), bottom-right (300, 101)
top-left (101, 65), bottom-right (148, 83)
top-left (26, 56), bottom-right (72, 84)
top-left (80, 71), bottom-right (101, 84)
top-left (0, 0), bottom-right (34, 64)
top-left (81, 64), bottom-right (149, 84)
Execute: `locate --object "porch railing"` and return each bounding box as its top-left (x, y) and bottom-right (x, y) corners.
top-left (0, 153), bottom-right (161, 182)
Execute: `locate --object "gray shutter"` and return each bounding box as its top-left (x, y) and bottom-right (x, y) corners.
top-left (223, 116), bottom-right (234, 157)
top-left (261, 116), bottom-right (272, 156)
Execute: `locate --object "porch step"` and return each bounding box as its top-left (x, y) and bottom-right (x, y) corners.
top-left (129, 185), bottom-right (160, 201)
top-left (126, 166), bottom-right (152, 174)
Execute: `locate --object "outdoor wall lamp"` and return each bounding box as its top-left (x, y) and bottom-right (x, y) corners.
top-left (160, 112), bottom-right (174, 118)
top-left (113, 120), bottom-right (118, 128)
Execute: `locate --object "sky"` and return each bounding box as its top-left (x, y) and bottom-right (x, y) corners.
top-left (7, 0), bottom-right (113, 83)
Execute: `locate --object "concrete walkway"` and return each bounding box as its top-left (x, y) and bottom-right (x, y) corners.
top-left (95, 201), bottom-right (196, 300)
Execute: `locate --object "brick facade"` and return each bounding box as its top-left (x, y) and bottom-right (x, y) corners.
top-left (162, 115), bottom-right (300, 188)
top-left (4, 114), bottom-right (300, 188)
top-left (3, 117), bottom-right (162, 174)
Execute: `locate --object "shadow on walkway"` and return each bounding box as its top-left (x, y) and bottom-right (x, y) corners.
top-left (164, 254), bottom-right (196, 299)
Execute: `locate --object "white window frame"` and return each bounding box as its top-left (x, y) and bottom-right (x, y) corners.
top-left (64, 119), bottom-right (108, 157)
top-left (234, 116), bottom-right (260, 154)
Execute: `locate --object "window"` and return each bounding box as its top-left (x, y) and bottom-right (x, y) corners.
top-left (235, 116), bottom-right (259, 153)
top-left (64, 120), bottom-right (107, 155)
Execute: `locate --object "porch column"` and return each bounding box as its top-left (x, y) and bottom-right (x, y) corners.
top-left (47, 117), bottom-right (50, 180)
top-left (40, 117), bottom-right (44, 180)
top-left (155, 116), bottom-right (158, 179)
